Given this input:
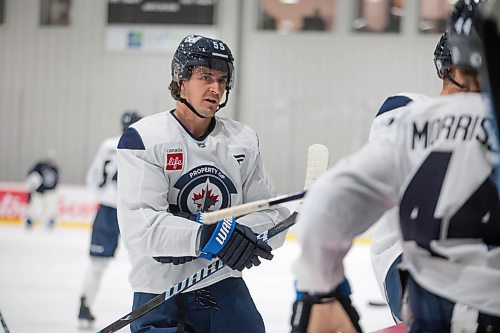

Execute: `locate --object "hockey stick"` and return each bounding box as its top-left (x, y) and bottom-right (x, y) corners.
top-left (479, 1), bottom-right (500, 192)
top-left (198, 143), bottom-right (329, 225)
top-left (98, 144), bottom-right (329, 333)
top-left (0, 307), bottom-right (10, 333)
top-left (480, 1), bottom-right (500, 133)
top-left (98, 214), bottom-right (299, 333)
top-left (197, 190), bottom-right (306, 224)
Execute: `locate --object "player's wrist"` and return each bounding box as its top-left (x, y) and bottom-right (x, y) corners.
top-left (292, 279), bottom-right (361, 333)
top-left (198, 217), bottom-right (236, 260)
top-left (291, 291), bottom-right (326, 332)
top-left (295, 278), bottom-right (351, 303)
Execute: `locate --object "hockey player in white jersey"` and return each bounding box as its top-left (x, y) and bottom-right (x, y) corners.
top-left (369, 30), bottom-right (481, 323)
top-left (117, 35), bottom-right (289, 332)
top-left (291, 1), bottom-right (500, 332)
top-left (78, 111), bottom-right (142, 326)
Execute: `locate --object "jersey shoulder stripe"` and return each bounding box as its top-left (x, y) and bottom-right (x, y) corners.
top-left (376, 95), bottom-right (413, 118)
top-left (118, 127), bottom-right (145, 150)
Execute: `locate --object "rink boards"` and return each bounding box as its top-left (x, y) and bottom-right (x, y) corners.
top-left (0, 181), bottom-right (373, 244)
top-left (0, 182), bottom-right (97, 228)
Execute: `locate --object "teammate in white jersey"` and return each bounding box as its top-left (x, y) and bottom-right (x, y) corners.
top-left (369, 31), bottom-right (481, 323)
top-left (291, 1), bottom-right (499, 332)
top-left (117, 35), bottom-right (289, 332)
top-left (78, 111), bottom-right (142, 326)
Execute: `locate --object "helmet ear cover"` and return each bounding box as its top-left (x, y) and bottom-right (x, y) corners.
top-left (434, 32), bottom-right (453, 79)
top-left (169, 81), bottom-right (182, 100)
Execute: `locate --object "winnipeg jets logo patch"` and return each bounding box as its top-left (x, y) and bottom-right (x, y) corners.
top-left (192, 180), bottom-right (220, 211)
top-left (233, 154), bottom-right (245, 165)
top-left (166, 148), bottom-right (184, 171)
top-left (174, 165), bottom-right (237, 213)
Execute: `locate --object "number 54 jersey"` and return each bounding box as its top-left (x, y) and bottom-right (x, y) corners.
top-left (86, 136), bottom-right (120, 208)
top-left (293, 92), bottom-right (499, 315)
top-left (116, 110), bottom-right (289, 294)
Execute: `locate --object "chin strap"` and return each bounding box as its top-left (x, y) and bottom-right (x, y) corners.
top-left (217, 89), bottom-right (230, 109)
top-left (178, 97), bottom-right (211, 119)
top-left (444, 70), bottom-right (469, 91)
top-left (178, 88), bottom-right (231, 119)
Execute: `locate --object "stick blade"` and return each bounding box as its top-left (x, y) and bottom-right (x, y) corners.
top-left (293, 144), bottom-right (329, 214)
top-left (304, 144), bottom-right (329, 190)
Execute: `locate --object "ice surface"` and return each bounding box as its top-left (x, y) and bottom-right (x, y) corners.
top-left (0, 225), bottom-right (394, 332)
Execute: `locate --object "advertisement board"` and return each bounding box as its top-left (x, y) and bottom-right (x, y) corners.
top-left (0, 183), bottom-right (97, 228)
top-left (106, 0), bottom-right (217, 52)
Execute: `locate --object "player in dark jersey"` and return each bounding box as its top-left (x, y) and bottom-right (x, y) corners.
top-left (25, 150), bottom-right (59, 229)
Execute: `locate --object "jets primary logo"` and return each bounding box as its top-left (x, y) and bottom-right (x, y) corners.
top-left (174, 165), bottom-right (237, 213)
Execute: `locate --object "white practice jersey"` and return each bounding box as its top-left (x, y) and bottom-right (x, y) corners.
top-left (368, 92), bottom-right (431, 300)
top-left (117, 111), bottom-right (290, 294)
top-left (86, 136), bottom-right (120, 208)
top-left (293, 93), bottom-right (500, 316)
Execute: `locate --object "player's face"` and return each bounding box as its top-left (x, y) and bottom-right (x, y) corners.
top-left (181, 67), bottom-right (228, 116)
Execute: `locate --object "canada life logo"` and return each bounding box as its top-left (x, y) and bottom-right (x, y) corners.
top-left (166, 152), bottom-right (184, 171)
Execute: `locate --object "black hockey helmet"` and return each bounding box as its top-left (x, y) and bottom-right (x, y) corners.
top-left (448, 0), bottom-right (485, 73)
top-left (121, 111), bottom-right (142, 131)
top-left (448, 0), bottom-right (500, 119)
top-left (171, 34), bottom-right (235, 92)
top-left (433, 29), bottom-right (471, 89)
top-left (433, 31), bottom-right (453, 79)
top-left (169, 35), bottom-right (235, 118)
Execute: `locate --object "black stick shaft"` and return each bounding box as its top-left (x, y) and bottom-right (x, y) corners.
top-left (0, 307), bottom-right (10, 333)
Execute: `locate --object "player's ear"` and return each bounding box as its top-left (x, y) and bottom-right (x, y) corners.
top-left (169, 81), bottom-right (181, 100)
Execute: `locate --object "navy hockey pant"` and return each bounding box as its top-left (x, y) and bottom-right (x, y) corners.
top-left (130, 277), bottom-right (266, 333)
top-left (384, 254), bottom-right (405, 322)
top-left (407, 276), bottom-right (500, 333)
top-left (89, 205), bottom-right (119, 258)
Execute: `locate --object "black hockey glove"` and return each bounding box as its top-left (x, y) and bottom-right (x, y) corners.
top-left (153, 212), bottom-right (198, 265)
top-left (291, 279), bottom-right (362, 333)
top-left (199, 217), bottom-right (273, 271)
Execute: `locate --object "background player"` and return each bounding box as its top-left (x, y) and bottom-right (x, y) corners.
top-left (290, 1), bottom-right (499, 332)
top-left (24, 150), bottom-right (59, 229)
top-left (117, 35), bottom-right (289, 332)
top-left (369, 29), bottom-right (480, 323)
top-left (78, 111), bottom-right (142, 326)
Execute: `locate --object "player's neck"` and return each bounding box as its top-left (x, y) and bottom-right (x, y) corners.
top-left (173, 106), bottom-right (212, 138)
